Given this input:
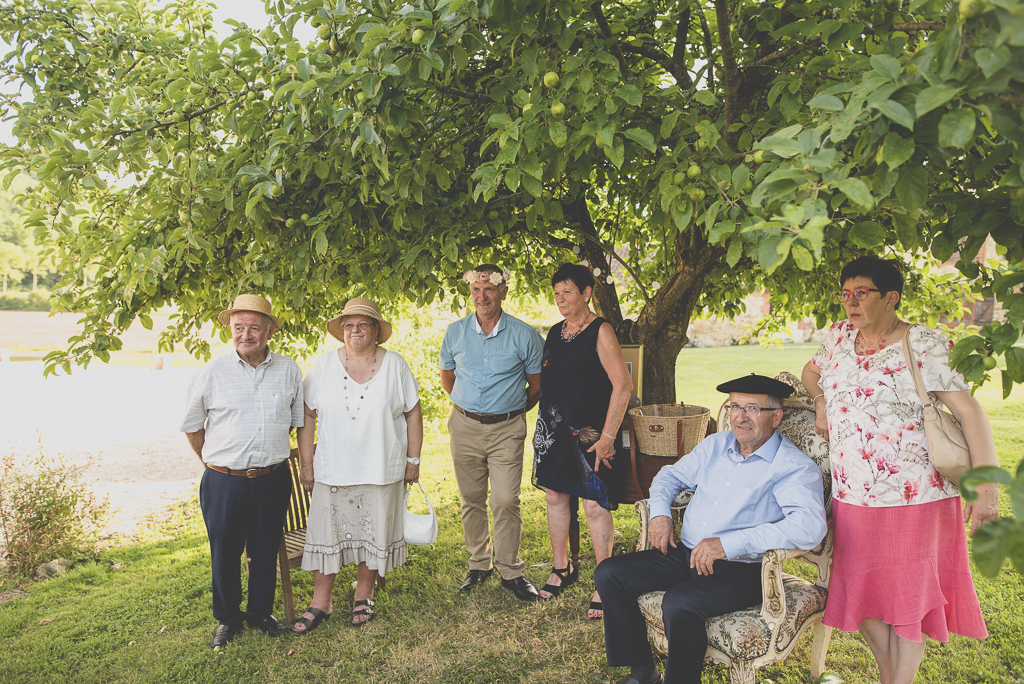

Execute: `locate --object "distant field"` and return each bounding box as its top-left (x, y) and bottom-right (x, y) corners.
top-left (0, 311), bottom-right (225, 368)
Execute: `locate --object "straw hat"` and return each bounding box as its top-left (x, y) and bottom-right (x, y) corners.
top-left (326, 297), bottom-right (393, 344)
top-left (217, 294), bottom-right (282, 330)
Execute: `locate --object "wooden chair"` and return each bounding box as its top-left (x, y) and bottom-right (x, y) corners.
top-left (633, 372), bottom-right (834, 684)
top-left (277, 447), bottom-right (312, 624)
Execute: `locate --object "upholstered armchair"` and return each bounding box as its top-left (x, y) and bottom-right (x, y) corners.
top-left (632, 373), bottom-right (834, 684)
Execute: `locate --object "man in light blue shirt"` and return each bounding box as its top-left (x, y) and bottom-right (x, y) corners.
top-left (595, 374), bottom-right (827, 684)
top-left (439, 263), bottom-right (544, 600)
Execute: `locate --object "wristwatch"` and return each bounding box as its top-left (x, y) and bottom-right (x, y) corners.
top-left (407, 457), bottom-right (421, 465)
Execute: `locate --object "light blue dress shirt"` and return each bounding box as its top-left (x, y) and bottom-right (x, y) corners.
top-left (648, 431), bottom-right (827, 563)
top-left (438, 311), bottom-right (544, 414)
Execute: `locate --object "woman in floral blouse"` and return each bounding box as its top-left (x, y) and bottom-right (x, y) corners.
top-left (801, 256), bottom-right (1000, 684)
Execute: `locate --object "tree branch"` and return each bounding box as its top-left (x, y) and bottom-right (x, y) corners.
top-left (698, 8), bottom-right (715, 91)
top-left (588, 1), bottom-right (634, 79)
top-left (427, 82), bottom-right (492, 103)
top-left (749, 38), bottom-right (823, 68)
top-left (714, 0), bottom-right (741, 147)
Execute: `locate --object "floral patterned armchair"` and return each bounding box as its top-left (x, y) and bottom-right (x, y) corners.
top-left (632, 373), bottom-right (833, 684)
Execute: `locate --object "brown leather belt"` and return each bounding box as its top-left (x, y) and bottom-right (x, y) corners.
top-left (453, 405), bottom-right (526, 425)
top-left (205, 461), bottom-right (286, 478)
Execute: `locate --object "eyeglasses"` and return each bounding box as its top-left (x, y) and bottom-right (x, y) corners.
top-left (835, 287), bottom-right (881, 303)
top-left (343, 322), bottom-right (374, 332)
top-left (725, 404), bottom-right (781, 417)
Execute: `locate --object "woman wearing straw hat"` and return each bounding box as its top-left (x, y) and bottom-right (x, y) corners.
top-left (292, 297), bottom-right (423, 633)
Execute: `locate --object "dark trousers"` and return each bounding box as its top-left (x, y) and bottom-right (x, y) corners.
top-left (199, 465), bottom-right (292, 626)
top-left (595, 545), bottom-right (763, 684)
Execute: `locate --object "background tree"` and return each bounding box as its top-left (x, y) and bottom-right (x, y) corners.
top-left (0, 0), bottom-right (1021, 398)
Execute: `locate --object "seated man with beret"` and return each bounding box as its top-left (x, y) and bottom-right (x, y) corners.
top-left (595, 374), bottom-right (828, 684)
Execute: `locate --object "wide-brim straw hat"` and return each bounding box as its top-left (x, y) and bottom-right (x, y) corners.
top-left (217, 294), bottom-right (282, 330)
top-left (326, 297), bottom-right (393, 345)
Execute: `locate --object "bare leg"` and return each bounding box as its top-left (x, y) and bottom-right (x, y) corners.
top-left (583, 498), bottom-right (614, 617)
top-left (293, 570), bottom-right (335, 632)
top-left (540, 489), bottom-right (571, 598)
top-left (351, 562), bottom-right (378, 625)
top-left (860, 619), bottom-right (926, 684)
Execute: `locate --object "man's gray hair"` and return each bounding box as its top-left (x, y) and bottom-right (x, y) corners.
top-left (763, 394), bottom-right (784, 410)
top-left (230, 310), bottom-right (275, 331)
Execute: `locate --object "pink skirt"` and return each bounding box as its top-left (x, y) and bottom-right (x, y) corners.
top-left (823, 498), bottom-right (988, 642)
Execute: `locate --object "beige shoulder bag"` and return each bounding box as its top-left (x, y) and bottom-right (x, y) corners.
top-left (899, 326), bottom-right (971, 484)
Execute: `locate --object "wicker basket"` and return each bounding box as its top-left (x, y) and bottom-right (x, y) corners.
top-left (628, 404), bottom-right (711, 458)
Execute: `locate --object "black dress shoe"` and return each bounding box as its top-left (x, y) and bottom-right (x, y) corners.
top-left (458, 568), bottom-right (493, 593)
top-left (210, 622), bottom-right (242, 649)
top-left (248, 614), bottom-right (286, 637)
top-left (500, 576), bottom-right (540, 602)
top-left (615, 674), bottom-right (663, 684)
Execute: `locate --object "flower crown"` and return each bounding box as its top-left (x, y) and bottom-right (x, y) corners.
top-left (463, 269), bottom-right (511, 286)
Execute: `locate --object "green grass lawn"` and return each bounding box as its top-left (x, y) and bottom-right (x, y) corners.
top-left (1, 344), bottom-right (1021, 683)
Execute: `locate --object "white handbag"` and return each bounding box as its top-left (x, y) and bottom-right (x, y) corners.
top-left (403, 482), bottom-right (438, 546)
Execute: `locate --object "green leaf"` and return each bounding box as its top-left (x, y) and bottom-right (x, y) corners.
top-left (915, 85), bottom-right (960, 117)
top-left (613, 84), bottom-right (642, 106)
top-left (893, 213), bottom-right (918, 250)
top-left (974, 46), bottom-right (1011, 79)
top-left (708, 220), bottom-right (736, 245)
top-left (315, 230), bottom-right (327, 256)
top-left (757, 137), bottom-right (804, 158)
top-left (791, 244), bottom-right (814, 270)
top-left (870, 54), bottom-right (902, 81)
top-left (757, 237), bottom-right (786, 274)
top-left (895, 165), bottom-right (928, 211)
top-left (950, 335), bottom-right (987, 369)
top-left (807, 95), bottom-right (845, 111)
top-left (991, 272), bottom-right (1024, 294)
top-left (660, 111), bottom-right (680, 139)
top-left (623, 128), bottom-right (655, 152)
top-left (970, 518), bottom-right (1012, 577)
top-left (938, 109), bottom-right (976, 148)
top-left (881, 133), bottom-right (915, 169)
top-left (878, 100), bottom-right (914, 131)
top-left (848, 220), bottom-right (885, 248)
top-left (488, 113), bottom-right (512, 128)
top-left (990, 323), bottom-right (1019, 355)
top-left (836, 178), bottom-right (875, 208)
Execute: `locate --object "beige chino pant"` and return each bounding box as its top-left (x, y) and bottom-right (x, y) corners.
top-left (447, 407), bottom-right (528, 580)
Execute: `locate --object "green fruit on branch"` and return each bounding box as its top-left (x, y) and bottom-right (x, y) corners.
top-left (355, 92), bottom-right (366, 103)
top-left (959, 0), bottom-right (987, 17)
top-left (742, 181), bottom-right (754, 193)
top-left (689, 188), bottom-right (705, 202)
top-left (550, 101), bottom-right (565, 118)
top-left (543, 71), bottom-right (560, 88)
top-left (385, 124), bottom-right (399, 137)
top-left (752, 150), bottom-right (765, 164)
top-left (301, 213), bottom-right (311, 222)
top-left (317, 24), bottom-right (332, 40)
top-left (673, 172), bottom-right (686, 186)
top-left (983, 355), bottom-right (997, 370)
top-left (694, 139), bottom-right (706, 152)
top-left (411, 29), bottom-right (425, 44)
top-left (273, 112), bottom-right (283, 123)
top-left (686, 165), bottom-right (700, 179)
top-left (330, 36), bottom-right (339, 52)
top-left (488, 210), bottom-right (499, 219)
top-left (286, 218), bottom-right (296, 228)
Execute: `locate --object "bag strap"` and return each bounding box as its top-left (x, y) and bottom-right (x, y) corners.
top-left (899, 325), bottom-right (934, 410)
top-left (405, 481), bottom-right (435, 515)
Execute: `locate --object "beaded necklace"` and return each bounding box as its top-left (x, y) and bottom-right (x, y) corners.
top-left (341, 348), bottom-right (379, 420)
top-left (855, 318), bottom-right (901, 356)
top-left (560, 314), bottom-right (591, 342)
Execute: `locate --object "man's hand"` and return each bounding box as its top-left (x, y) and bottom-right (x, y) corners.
top-left (185, 430), bottom-right (205, 464)
top-left (689, 537), bottom-right (726, 576)
top-left (649, 515), bottom-right (676, 555)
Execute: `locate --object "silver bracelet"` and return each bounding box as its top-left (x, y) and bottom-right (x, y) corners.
top-left (407, 457), bottom-right (421, 465)
top-left (602, 431), bottom-right (615, 440)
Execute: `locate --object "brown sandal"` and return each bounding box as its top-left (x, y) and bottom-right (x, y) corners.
top-left (350, 599), bottom-right (376, 627)
top-left (293, 605), bottom-right (331, 634)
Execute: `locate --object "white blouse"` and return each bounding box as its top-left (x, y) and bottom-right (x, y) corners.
top-left (304, 348), bottom-right (420, 486)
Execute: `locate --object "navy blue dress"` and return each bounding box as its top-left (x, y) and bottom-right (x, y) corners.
top-left (533, 317), bottom-right (623, 510)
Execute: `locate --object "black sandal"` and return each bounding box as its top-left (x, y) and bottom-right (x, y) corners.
top-left (293, 605), bottom-right (331, 635)
top-left (350, 599), bottom-right (376, 627)
top-left (539, 563), bottom-right (578, 599)
top-left (588, 600), bottom-right (604, 619)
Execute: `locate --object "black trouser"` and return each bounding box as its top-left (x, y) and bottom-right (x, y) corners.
top-left (199, 464), bottom-right (292, 626)
top-left (595, 545), bottom-right (763, 684)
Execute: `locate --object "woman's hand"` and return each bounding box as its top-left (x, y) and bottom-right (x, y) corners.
top-left (965, 482), bottom-right (1000, 537)
top-left (588, 435), bottom-right (616, 472)
top-left (299, 465), bottom-right (315, 492)
top-left (405, 463), bottom-right (420, 484)
top-left (813, 401), bottom-right (829, 442)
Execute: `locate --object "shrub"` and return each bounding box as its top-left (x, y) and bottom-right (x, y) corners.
top-left (0, 290), bottom-right (50, 311)
top-left (0, 440), bottom-right (108, 577)
top-left (386, 324), bottom-right (449, 439)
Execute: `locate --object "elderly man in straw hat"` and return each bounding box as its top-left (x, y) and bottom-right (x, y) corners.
top-left (180, 294), bottom-right (304, 648)
top-left (439, 264), bottom-right (545, 601)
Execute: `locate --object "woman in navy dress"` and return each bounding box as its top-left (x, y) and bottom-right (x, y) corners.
top-left (533, 263), bottom-right (632, 618)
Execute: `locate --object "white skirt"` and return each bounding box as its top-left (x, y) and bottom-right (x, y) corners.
top-left (300, 480), bottom-right (407, 576)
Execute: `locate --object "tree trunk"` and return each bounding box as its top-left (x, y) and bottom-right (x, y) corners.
top-left (2, 274), bottom-right (6, 293)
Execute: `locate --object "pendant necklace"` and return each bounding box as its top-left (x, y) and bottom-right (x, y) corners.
top-left (561, 314), bottom-right (589, 342)
top-left (857, 318), bottom-right (900, 356)
top-left (341, 348), bottom-right (378, 420)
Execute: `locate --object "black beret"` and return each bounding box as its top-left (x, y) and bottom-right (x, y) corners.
top-left (716, 373), bottom-right (794, 399)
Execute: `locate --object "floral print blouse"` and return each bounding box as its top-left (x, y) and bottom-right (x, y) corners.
top-left (811, 321), bottom-right (966, 507)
